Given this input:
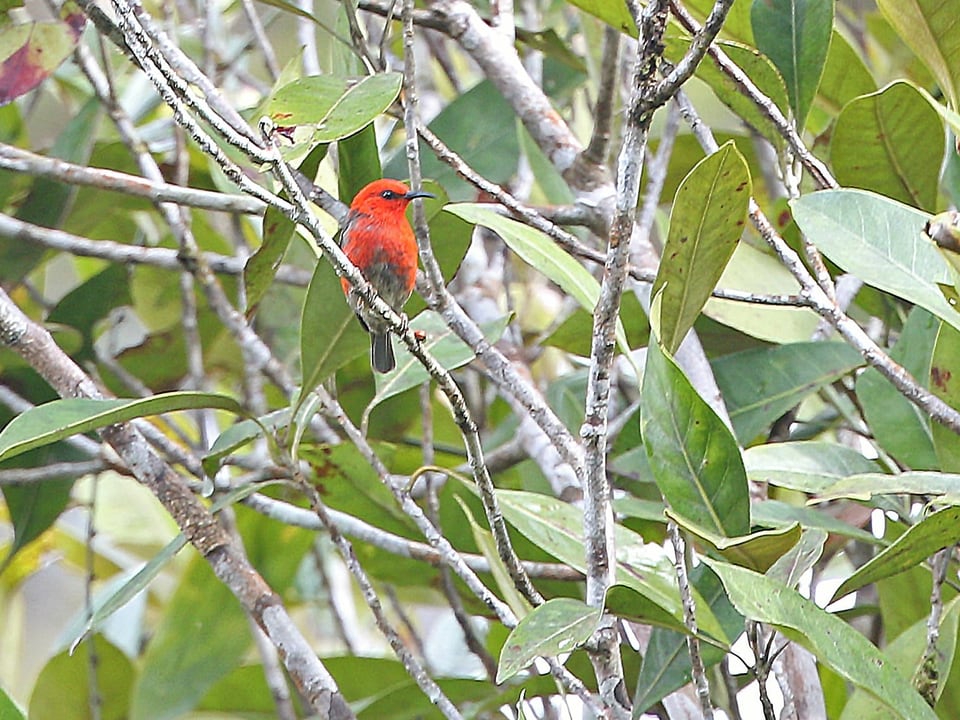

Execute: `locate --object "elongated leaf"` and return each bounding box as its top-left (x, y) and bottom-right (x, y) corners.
top-left (666, 36), bottom-right (789, 146)
top-left (202, 408), bottom-right (290, 477)
top-left (368, 312), bottom-right (510, 407)
top-left (712, 341), bottom-right (864, 443)
top-left (244, 145), bottom-right (327, 314)
top-left (743, 440), bottom-right (880, 492)
top-left (820, 472), bottom-right (960, 501)
top-left (751, 0), bottom-right (834, 128)
top-left (653, 141), bottom-right (751, 354)
top-left (1, 475), bottom-right (73, 570)
top-left (833, 506), bottom-right (960, 602)
top-left (857, 308), bottom-right (940, 470)
top-left (707, 558), bottom-right (940, 720)
top-left (811, 29), bottom-right (876, 121)
top-left (0, 392), bottom-right (244, 463)
top-left (497, 599), bottom-right (602, 683)
top-left (931, 321), bottom-right (960, 471)
top-left (753, 501), bottom-right (876, 544)
top-left (831, 81), bottom-right (942, 211)
top-left (641, 310), bottom-right (750, 538)
top-left (767, 528), bottom-right (828, 588)
top-left (268, 73), bottom-right (402, 142)
top-left (633, 565), bottom-right (743, 715)
top-left (563, 0), bottom-right (635, 36)
top-left (840, 597), bottom-right (960, 719)
top-left (446, 203), bottom-right (632, 355)
top-left (877, 0), bottom-right (960, 108)
top-left (298, 258), bottom-right (368, 399)
top-left (454, 496), bottom-right (530, 620)
top-left (494, 489), bottom-right (726, 637)
top-left (791, 189), bottom-right (960, 332)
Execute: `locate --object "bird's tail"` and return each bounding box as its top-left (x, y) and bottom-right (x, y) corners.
top-left (371, 333), bottom-right (395, 373)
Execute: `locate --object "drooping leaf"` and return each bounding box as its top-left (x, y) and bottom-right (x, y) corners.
top-left (751, 0), bottom-right (834, 129)
top-left (819, 472), bottom-right (960, 501)
top-left (810, 29), bottom-right (876, 126)
top-left (712, 341), bottom-right (864, 444)
top-left (766, 528), bottom-right (828, 588)
top-left (669, 509), bottom-right (801, 572)
top-left (338, 124), bottom-right (382, 206)
top-left (743, 440), bottom-right (880, 493)
top-left (832, 506), bottom-right (960, 603)
top-left (1, 474), bottom-right (72, 571)
top-left (707, 558), bottom-right (940, 720)
top-left (877, 0), bottom-right (960, 108)
top-left (791, 189), bottom-right (960, 332)
top-left (831, 81), bottom-right (942, 211)
top-left (0, 392), bottom-right (244, 463)
top-left (268, 73), bottom-right (402, 143)
top-left (857, 308), bottom-right (940, 470)
top-left (202, 408), bottom-right (290, 477)
top-left (562, 0), bottom-right (635, 36)
top-left (496, 598), bottom-right (602, 683)
top-left (641, 309), bottom-right (750, 538)
top-left (653, 141), bottom-right (751, 354)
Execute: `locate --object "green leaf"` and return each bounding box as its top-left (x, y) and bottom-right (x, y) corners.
top-left (877, 0), bottom-right (960, 108)
top-left (931, 321), bottom-right (960, 471)
top-left (840, 597), bottom-right (960, 719)
top-left (707, 558), bottom-right (940, 720)
top-left (743, 440), bottom-right (881, 493)
top-left (298, 257), bottom-right (368, 399)
top-left (494, 489), bottom-right (723, 636)
top-left (543, 294), bottom-right (649, 357)
top-left (712, 341), bottom-right (864, 444)
top-left (386, 81), bottom-right (519, 202)
top-left (751, 0), bottom-right (834, 129)
top-left (811, 29), bottom-right (876, 122)
top-left (703, 241), bottom-right (821, 343)
top-left (0, 9), bottom-right (85, 105)
top-left (130, 550), bottom-right (250, 720)
top-left (454, 496), bottom-right (531, 620)
top-left (766, 528), bottom-right (828, 588)
top-left (496, 598), bottom-right (602, 683)
top-left (833, 506), bottom-right (960, 603)
top-left (1, 476), bottom-right (72, 570)
top-left (633, 565), bottom-right (743, 715)
top-left (0, 685), bottom-right (25, 720)
top-left (29, 637), bottom-right (133, 720)
top-left (666, 36), bottom-right (790, 146)
top-left (367, 311), bottom-right (510, 409)
top-left (791, 189), bottom-right (960, 332)
top-left (338, 124), bottom-right (382, 205)
top-left (0, 392), bottom-right (244, 463)
top-left (445, 203), bottom-right (632, 356)
top-left (754, 501), bottom-right (876, 544)
top-left (857, 308), bottom-right (940, 470)
top-left (653, 141), bottom-right (751, 354)
top-left (268, 73), bottom-right (402, 142)
top-left (563, 0), bottom-right (636, 36)
top-left (641, 319), bottom-right (750, 538)
top-left (202, 408), bottom-right (290, 476)
top-left (684, 0), bottom-right (754, 43)
top-left (670, 509), bottom-right (801, 572)
top-left (244, 145), bottom-right (327, 314)
top-left (831, 81), bottom-right (943, 211)
top-left (819, 472), bottom-right (960, 501)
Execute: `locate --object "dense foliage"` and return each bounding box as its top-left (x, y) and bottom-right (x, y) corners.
top-left (2, 0), bottom-right (960, 718)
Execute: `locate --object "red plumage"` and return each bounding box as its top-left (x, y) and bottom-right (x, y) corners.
top-left (340, 179), bottom-right (433, 373)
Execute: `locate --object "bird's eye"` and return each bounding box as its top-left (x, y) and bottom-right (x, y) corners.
top-left (380, 189), bottom-right (397, 200)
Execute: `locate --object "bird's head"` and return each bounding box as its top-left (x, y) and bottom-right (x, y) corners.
top-left (350, 179), bottom-right (435, 217)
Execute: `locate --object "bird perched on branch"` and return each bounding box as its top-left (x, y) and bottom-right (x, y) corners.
top-left (340, 179), bottom-right (434, 373)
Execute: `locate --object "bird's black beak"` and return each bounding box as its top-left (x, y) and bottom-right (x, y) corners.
top-left (404, 189), bottom-right (436, 201)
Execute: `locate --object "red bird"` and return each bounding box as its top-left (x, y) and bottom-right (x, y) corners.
top-left (340, 179), bottom-right (433, 373)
